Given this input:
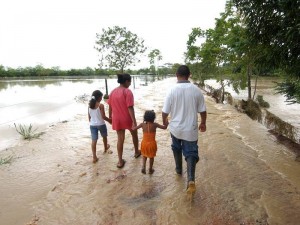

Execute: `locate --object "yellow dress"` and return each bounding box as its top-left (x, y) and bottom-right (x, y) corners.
top-left (141, 124), bottom-right (157, 158)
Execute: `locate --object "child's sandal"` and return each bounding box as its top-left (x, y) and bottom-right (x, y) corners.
top-left (148, 168), bottom-right (155, 174)
top-left (141, 168), bottom-right (146, 174)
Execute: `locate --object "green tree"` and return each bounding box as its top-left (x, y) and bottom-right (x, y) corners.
top-left (95, 26), bottom-right (147, 73)
top-left (185, 12), bottom-right (242, 102)
top-left (185, 1), bottom-right (273, 101)
top-left (148, 49), bottom-right (162, 75)
top-left (0, 65), bottom-right (6, 77)
top-left (219, 2), bottom-right (256, 100)
top-left (185, 27), bottom-right (215, 82)
top-left (233, 0), bottom-right (300, 103)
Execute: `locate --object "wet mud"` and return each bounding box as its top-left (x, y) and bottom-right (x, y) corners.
top-left (1, 78), bottom-right (300, 225)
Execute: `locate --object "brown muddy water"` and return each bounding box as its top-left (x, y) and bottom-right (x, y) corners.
top-left (0, 78), bottom-right (300, 225)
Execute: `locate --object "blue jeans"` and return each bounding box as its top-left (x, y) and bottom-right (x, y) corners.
top-left (171, 133), bottom-right (199, 182)
top-left (90, 124), bottom-right (108, 140)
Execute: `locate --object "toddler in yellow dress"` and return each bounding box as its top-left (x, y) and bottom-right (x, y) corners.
top-left (133, 110), bottom-right (168, 174)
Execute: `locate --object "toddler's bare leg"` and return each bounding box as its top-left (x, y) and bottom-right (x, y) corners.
top-left (149, 158), bottom-right (155, 174)
top-left (141, 156), bottom-right (147, 174)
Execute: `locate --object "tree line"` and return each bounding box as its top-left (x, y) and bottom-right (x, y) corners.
top-left (185, 0), bottom-right (299, 104)
top-left (0, 64), bottom-right (177, 78)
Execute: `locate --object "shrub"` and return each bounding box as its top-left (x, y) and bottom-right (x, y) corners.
top-left (240, 99), bottom-right (262, 122)
top-left (14, 123), bottom-right (44, 140)
top-left (0, 155), bottom-right (13, 165)
top-left (256, 95), bottom-right (270, 108)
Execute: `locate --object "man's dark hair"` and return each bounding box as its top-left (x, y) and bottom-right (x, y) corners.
top-left (176, 65), bottom-right (190, 77)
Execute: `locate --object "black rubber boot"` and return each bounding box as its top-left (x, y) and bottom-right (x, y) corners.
top-left (186, 156), bottom-right (197, 194)
top-left (172, 150), bottom-right (182, 175)
top-left (186, 156), bottom-right (197, 182)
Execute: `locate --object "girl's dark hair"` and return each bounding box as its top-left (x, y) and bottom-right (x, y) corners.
top-left (143, 110), bottom-right (156, 123)
top-left (117, 73), bottom-right (131, 84)
top-left (89, 90), bottom-right (103, 109)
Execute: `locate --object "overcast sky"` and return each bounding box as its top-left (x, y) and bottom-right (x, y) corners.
top-left (0, 0), bottom-right (227, 70)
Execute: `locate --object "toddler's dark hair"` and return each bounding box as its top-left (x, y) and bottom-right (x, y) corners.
top-left (143, 110), bottom-right (156, 123)
top-left (117, 73), bottom-right (131, 84)
top-left (89, 90), bottom-right (103, 109)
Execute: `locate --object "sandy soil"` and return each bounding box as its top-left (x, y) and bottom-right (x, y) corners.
top-left (1, 78), bottom-right (300, 225)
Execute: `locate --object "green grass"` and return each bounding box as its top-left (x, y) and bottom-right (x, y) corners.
top-left (0, 155), bottom-right (13, 165)
top-left (14, 123), bottom-right (44, 140)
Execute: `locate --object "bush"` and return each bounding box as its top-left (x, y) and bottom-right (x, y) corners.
top-left (14, 123), bottom-right (44, 140)
top-left (0, 155), bottom-right (13, 165)
top-left (240, 99), bottom-right (262, 122)
top-left (256, 95), bottom-right (270, 108)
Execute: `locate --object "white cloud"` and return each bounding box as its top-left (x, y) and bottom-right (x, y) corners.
top-left (0, 0), bottom-right (226, 70)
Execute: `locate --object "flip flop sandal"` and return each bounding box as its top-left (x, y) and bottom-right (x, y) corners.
top-left (106, 149), bottom-right (113, 154)
top-left (134, 151), bottom-right (141, 158)
top-left (117, 159), bottom-right (126, 169)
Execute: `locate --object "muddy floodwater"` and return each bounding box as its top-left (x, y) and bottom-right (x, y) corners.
top-left (0, 77), bottom-right (300, 225)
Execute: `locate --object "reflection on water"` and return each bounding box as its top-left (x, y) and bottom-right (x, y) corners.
top-left (0, 75), bottom-right (161, 151)
top-left (0, 79), bottom-right (68, 89)
top-left (0, 75), bottom-right (158, 91)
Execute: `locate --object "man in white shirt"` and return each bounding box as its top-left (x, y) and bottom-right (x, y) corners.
top-left (162, 65), bottom-right (207, 194)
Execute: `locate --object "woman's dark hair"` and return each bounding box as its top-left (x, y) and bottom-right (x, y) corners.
top-left (89, 90), bottom-right (103, 109)
top-left (117, 73), bottom-right (131, 84)
top-left (143, 110), bottom-right (156, 123)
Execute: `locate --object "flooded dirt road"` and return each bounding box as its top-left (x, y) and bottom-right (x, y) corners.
top-left (0, 78), bottom-right (299, 225)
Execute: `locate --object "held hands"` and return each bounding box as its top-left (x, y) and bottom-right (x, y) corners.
top-left (165, 119), bottom-right (169, 127)
top-left (199, 123), bottom-right (206, 132)
top-left (163, 118), bottom-right (169, 127)
top-left (132, 121), bottom-right (137, 130)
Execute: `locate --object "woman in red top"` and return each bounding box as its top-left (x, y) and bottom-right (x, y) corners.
top-left (108, 74), bottom-right (141, 168)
